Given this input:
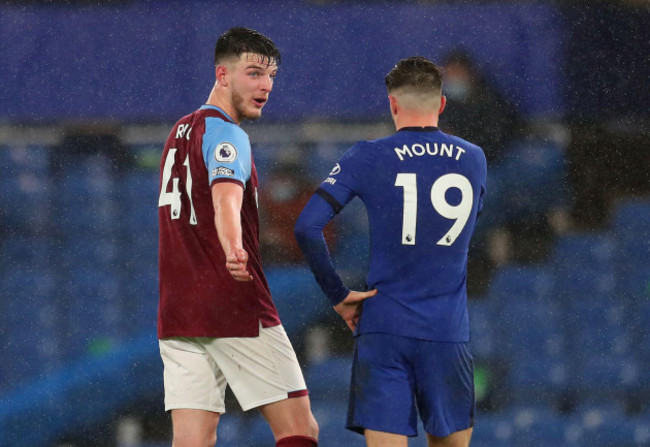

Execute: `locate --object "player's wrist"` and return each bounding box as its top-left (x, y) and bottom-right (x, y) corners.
top-left (329, 286), bottom-right (350, 307)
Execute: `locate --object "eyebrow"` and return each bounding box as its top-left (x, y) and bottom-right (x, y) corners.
top-left (244, 64), bottom-right (278, 72)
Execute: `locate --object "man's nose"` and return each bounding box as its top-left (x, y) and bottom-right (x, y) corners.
top-left (261, 75), bottom-right (273, 92)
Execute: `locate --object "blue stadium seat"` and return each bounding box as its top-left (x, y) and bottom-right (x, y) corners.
top-left (213, 415), bottom-right (244, 447)
top-left (0, 236), bottom-right (54, 271)
top-left (507, 355), bottom-right (570, 400)
top-left (118, 170), bottom-right (160, 235)
top-left (611, 199), bottom-right (650, 266)
top-left (576, 353), bottom-right (641, 394)
top-left (0, 269), bottom-right (63, 390)
top-left (611, 199), bottom-right (650, 237)
top-left (507, 404), bottom-right (571, 446)
top-left (0, 144), bottom-right (50, 174)
top-left (121, 267), bottom-right (158, 334)
top-left (468, 297), bottom-right (499, 360)
top-left (487, 266), bottom-right (563, 359)
top-left (304, 356), bottom-right (352, 402)
top-left (311, 400), bottom-right (364, 446)
top-left (488, 264), bottom-right (555, 305)
top-left (241, 414), bottom-right (274, 446)
top-left (634, 296), bottom-right (650, 371)
top-left (485, 139), bottom-right (566, 225)
top-left (55, 156), bottom-right (118, 236)
top-left (120, 232), bottom-right (158, 272)
top-left (552, 233), bottom-right (617, 299)
top-left (59, 237), bottom-right (119, 272)
top-left (265, 266), bottom-right (330, 336)
top-left (472, 412), bottom-right (515, 447)
top-left (61, 269), bottom-right (124, 360)
top-left (0, 144), bottom-right (52, 234)
top-left (575, 403), bottom-right (636, 446)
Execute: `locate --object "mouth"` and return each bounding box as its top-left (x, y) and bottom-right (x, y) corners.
top-left (253, 97), bottom-right (267, 108)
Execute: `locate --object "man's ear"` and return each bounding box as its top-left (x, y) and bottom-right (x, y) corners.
top-left (215, 65), bottom-right (229, 87)
top-left (388, 94), bottom-right (399, 116)
top-left (438, 95), bottom-right (446, 116)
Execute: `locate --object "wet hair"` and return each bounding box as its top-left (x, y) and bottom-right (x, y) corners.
top-left (385, 56), bottom-right (442, 95)
top-left (214, 27), bottom-right (281, 67)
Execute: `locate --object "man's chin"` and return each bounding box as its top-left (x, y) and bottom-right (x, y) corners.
top-left (242, 110), bottom-right (263, 121)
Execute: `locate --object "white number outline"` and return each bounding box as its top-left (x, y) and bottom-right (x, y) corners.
top-left (395, 173), bottom-right (473, 246)
top-left (158, 148), bottom-right (197, 225)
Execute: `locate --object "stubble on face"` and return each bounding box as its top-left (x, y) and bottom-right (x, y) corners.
top-left (230, 53), bottom-right (278, 122)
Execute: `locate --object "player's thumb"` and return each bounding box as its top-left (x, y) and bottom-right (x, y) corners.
top-left (363, 289), bottom-right (378, 299)
top-left (348, 289), bottom-right (377, 303)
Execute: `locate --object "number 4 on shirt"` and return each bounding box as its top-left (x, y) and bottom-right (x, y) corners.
top-left (159, 148), bottom-right (198, 225)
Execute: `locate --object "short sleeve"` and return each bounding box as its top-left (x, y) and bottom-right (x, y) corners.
top-left (202, 118), bottom-right (252, 188)
top-left (318, 142), bottom-right (369, 206)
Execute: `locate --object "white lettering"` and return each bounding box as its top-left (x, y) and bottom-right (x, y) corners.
top-left (394, 144), bottom-right (413, 161)
top-left (324, 177), bottom-right (337, 185)
top-left (394, 142), bottom-right (466, 162)
top-left (412, 143), bottom-right (426, 156)
top-left (175, 124), bottom-right (188, 139)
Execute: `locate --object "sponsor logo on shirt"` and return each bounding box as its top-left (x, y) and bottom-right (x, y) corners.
top-left (329, 163), bottom-right (341, 176)
top-left (213, 166), bottom-right (235, 177)
top-left (215, 142), bottom-right (237, 163)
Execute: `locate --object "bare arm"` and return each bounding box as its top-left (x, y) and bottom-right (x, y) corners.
top-left (211, 181), bottom-right (253, 282)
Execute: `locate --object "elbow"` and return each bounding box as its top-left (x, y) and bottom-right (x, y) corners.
top-left (294, 216), bottom-right (308, 242)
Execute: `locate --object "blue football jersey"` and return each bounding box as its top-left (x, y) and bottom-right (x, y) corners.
top-left (200, 105), bottom-right (252, 187)
top-left (319, 127), bottom-right (486, 341)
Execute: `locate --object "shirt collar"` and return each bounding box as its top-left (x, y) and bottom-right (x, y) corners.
top-left (200, 104), bottom-right (236, 124)
top-left (397, 126), bottom-right (439, 132)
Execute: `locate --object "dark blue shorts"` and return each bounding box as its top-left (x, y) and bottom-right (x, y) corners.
top-left (346, 333), bottom-right (475, 438)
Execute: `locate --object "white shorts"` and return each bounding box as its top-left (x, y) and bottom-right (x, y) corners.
top-left (159, 324), bottom-right (308, 413)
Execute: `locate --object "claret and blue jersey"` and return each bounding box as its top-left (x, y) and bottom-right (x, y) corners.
top-left (295, 127), bottom-right (487, 342)
top-left (158, 104), bottom-right (280, 339)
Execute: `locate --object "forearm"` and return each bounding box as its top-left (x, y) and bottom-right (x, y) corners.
top-left (295, 194), bottom-right (349, 306)
top-left (214, 199), bottom-right (243, 256)
top-left (211, 182), bottom-right (245, 256)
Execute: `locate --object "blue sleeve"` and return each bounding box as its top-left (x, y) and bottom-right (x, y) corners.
top-left (317, 142), bottom-right (366, 202)
top-left (295, 143), bottom-right (366, 305)
top-left (202, 118), bottom-right (252, 187)
top-left (295, 187), bottom-right (355, 306)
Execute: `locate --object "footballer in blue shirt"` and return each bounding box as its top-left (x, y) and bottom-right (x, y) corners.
top-left (295, 56), bottom-right (487, 447)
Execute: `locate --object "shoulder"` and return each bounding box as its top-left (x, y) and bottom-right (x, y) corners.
top-left (204, 118), bottom-right (249, 141)
top-left (203, 119), bottom-right (251, 154)
top-left (442, 131), bottom-right (486, 165)
top-left (344, 139), bottom-right (381, 160)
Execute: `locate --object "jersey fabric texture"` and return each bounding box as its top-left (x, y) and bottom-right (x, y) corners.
top-left (158, 105), bottom-right (280, 339)
top-left (295, 127), bottom-right (487, 342)
top-left (347, 333), bottom-right (475, 437)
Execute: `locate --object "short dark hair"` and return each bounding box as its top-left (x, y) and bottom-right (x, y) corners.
top-left (385, 56), bottom-right (442, 95)
top-left (214, 27), bottom-right (281, 67)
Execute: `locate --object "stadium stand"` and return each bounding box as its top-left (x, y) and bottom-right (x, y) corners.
top-left (0, 1), bottom-right (648, 446)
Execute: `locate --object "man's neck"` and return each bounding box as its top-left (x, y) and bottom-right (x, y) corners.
top-left (206, 86), bottom-right (240, 124)
top-left (393, 114), bottom-right (438, 131)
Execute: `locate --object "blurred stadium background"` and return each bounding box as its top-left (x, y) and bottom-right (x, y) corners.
top-left (1, 1), bottom-right (649, 446)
